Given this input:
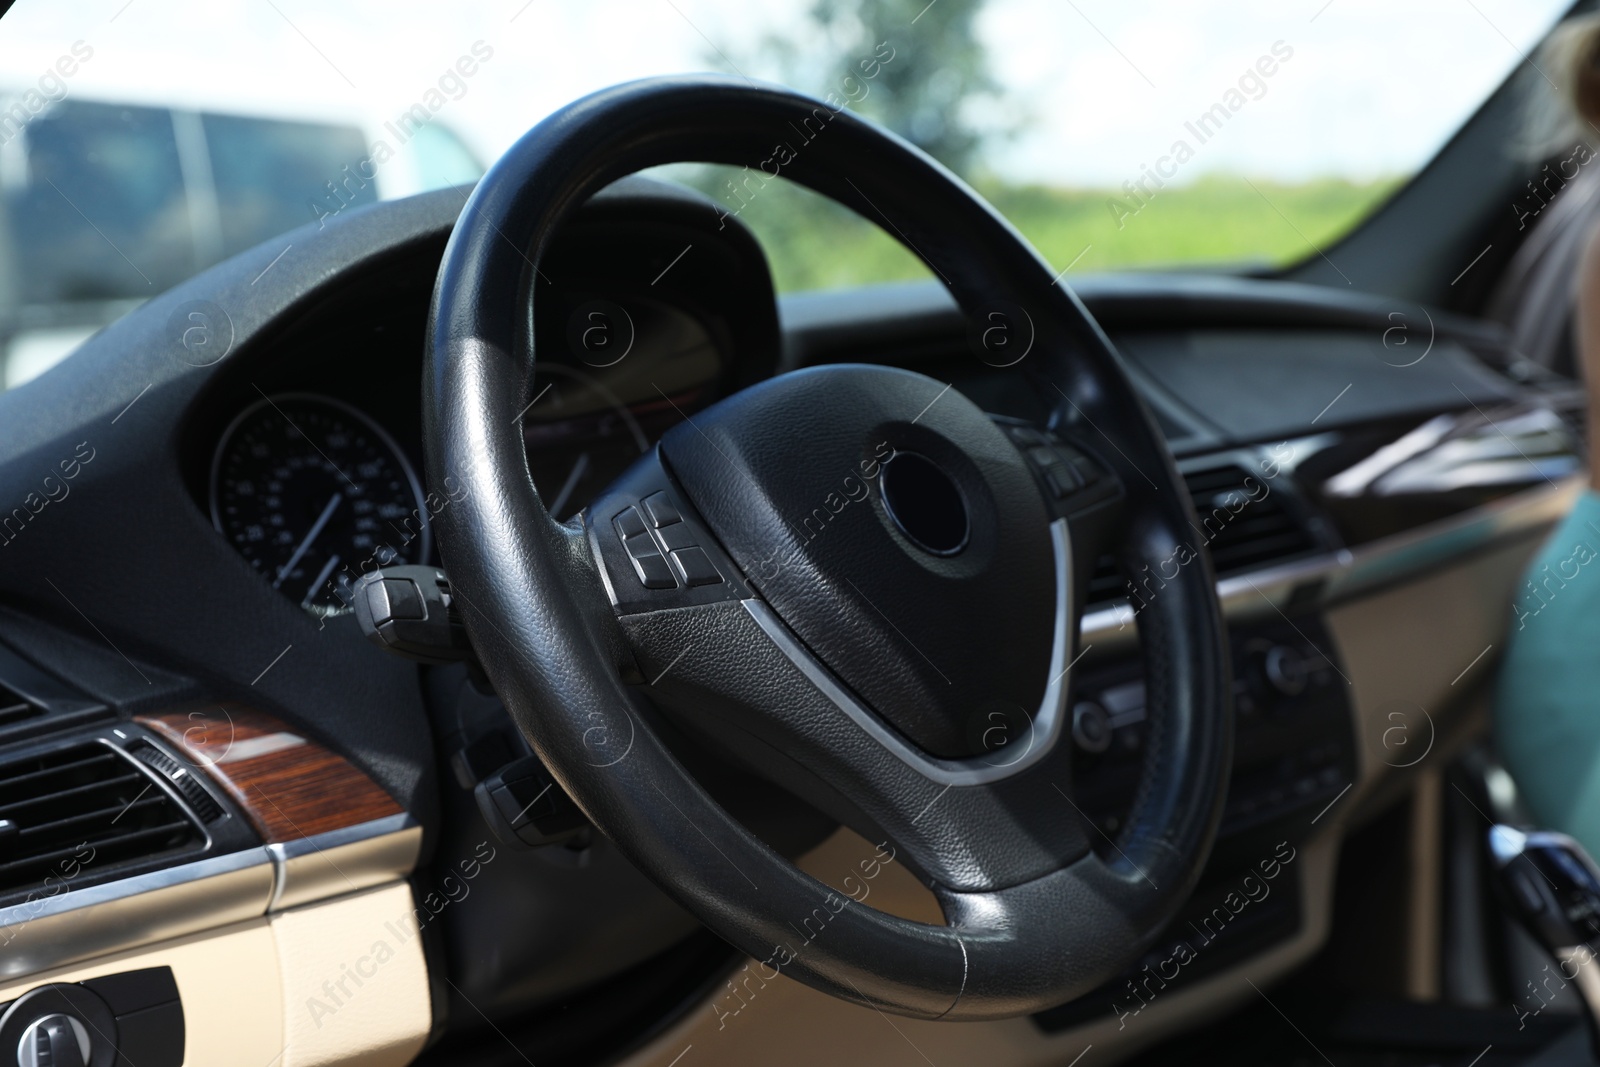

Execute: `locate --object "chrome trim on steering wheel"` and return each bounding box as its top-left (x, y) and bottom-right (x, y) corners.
top-left (742, 518), bottom-right (1074, 786)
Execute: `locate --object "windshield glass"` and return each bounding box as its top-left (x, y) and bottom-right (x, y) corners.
top-left (0, 0), bottom-right (1574, 384)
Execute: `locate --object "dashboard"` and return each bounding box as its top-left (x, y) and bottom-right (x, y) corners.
top-left (210, 392), bottom-right (432, 614)
top-left (188, 177), bottom-right (781, 626)
top-left (0, 173), bottom-right (1582, 1065)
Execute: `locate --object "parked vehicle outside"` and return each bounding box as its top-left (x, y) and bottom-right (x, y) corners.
top-left (0, 91), bottom-right (481, 387)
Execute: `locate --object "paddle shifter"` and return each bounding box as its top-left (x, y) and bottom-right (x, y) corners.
top-left (1489, 824), bottom-right (1600, 1056)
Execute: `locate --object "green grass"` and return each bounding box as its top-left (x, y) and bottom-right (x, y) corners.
top-left (694, 170), bottom-right (1405, 292)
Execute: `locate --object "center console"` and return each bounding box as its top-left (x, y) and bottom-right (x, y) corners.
top-left (1038, 613), bottom-right (1356, 1031)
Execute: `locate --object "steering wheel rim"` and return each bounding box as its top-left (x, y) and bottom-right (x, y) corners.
top-left (423, 74), bottom-right (1232, 1020)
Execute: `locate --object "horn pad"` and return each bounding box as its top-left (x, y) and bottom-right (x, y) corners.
top-left (659, 364), bottom-right (1055, 758)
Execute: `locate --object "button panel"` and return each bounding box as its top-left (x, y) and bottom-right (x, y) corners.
top-left (654, 522), bottom-right (698, 553)
top-left (641, 491), bottom-right (682, 528)
top-left (629, 545), bottom-right (677, 589)
top-left (587, 453), bottom-right (751, 614)
top-left (1000, 421), bottom-right (1116, 509)
top-left (614, 506), bottom-right (648, 539)
top-left (1069, 618), bottom-right (1353, 845)
top-left (670, 546), bottom-right (722, 587)
top-left (610, 494), bottom-right (725, 592)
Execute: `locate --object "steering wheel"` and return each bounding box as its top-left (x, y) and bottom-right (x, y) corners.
top-left (423, 75), bottom-right (1231, 1020)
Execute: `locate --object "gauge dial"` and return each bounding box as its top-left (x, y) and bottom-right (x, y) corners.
top-left (522, 363), bottom-right (653, 521)
top-left (210, 394), bottom-right (430, 616)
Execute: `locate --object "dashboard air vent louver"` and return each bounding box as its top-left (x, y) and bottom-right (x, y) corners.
top-left (1085, 463), bottom-right (1318, 607)
top-left (0, 742), bottom-right (204, 898)
top-left (0, 681), bottom-right (42, 731)
top-left (1183, 463), bottom-right (1316, 575)
top-left (1084, 555), bottom-right (1128, 606)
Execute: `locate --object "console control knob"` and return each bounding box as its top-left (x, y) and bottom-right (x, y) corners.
top-left (17, 1013), bottom-right (91, 1067)
top-left (1263, 645), bottom-right (1308, 697)
top-left (1072, 701), bottom-right (1112, 753)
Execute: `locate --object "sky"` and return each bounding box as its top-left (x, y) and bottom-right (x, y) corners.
top-left (0, 0), bottom-right (1577, 189)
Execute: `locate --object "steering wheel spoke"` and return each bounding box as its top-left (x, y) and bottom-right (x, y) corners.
top-left (615, 578), bottom-right (1095, 894)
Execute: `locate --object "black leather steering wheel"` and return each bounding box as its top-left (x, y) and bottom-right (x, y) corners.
top-left (423, 75), bottom-right (1231, 1020)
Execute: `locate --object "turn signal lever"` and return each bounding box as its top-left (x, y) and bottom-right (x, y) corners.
top-left (352, 565), bottom-right (478, 665)
top-left (1489, 824), bottom-right (1600, 1057)
top-left (355, 566), bottom-right (589, 850)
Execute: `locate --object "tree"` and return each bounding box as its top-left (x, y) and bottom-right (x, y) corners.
top-left (768, 0), bottom-right (1007, 177)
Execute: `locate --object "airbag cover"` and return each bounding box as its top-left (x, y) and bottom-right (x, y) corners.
top-left (659, 364), bottom-right (1053, 757)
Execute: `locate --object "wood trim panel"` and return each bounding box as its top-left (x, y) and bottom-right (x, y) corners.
top-left (136, 704), bottom-right (402, 843)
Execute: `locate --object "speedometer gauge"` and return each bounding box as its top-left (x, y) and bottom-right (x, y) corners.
top-left (210, 393), bottom-right (430, 616)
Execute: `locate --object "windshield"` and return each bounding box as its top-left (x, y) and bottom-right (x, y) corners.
top-left (0, 0), bottom-right (1574, 385)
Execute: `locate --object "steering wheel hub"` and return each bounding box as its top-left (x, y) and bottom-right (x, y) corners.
top-left (659, 363), bottom-right (1053, 758)
top-left (879, 450), bottom-right (969, 556)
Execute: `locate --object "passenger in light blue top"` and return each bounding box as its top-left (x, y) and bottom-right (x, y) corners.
top-left (1498, 13), bottom-right (1600, 856)
top-left (1497, 493), bottom-right (1600, 854)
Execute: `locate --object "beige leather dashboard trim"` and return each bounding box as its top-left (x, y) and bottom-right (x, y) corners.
top-left (0, 814), bottom-right (420, 985)
top-left (0, 881), bottom-right (431, 1067)
top-left (0, 849), bottom-right (274, 985)
top-left (624, 835), bottom-right (1339, 1067)
top-left (1325, 535), bottom-right (1539, 810)
top-left (0, 917), bottom-right (284, 1066)
top-left (270, 881), bottom-right (431, 1067)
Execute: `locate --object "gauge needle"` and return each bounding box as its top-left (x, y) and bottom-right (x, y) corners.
top-left (548, 451), bottom-right (591, 519)
top-left (274, 492), bottom-right (342, 588)
top-left (303, 553), bottom-right (342, 609)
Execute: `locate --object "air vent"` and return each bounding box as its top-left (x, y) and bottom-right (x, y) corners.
top-left (1084, 555), bottom-right (1128, 607)
top-left (0, 742), bottom-right (204, 899)
top-left (1085, 463), bottom-right (1318, 607)
top-left (0, 681), bottom-right (42, 731)
top-left (1183, 464), bottom-right (1316, 574)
